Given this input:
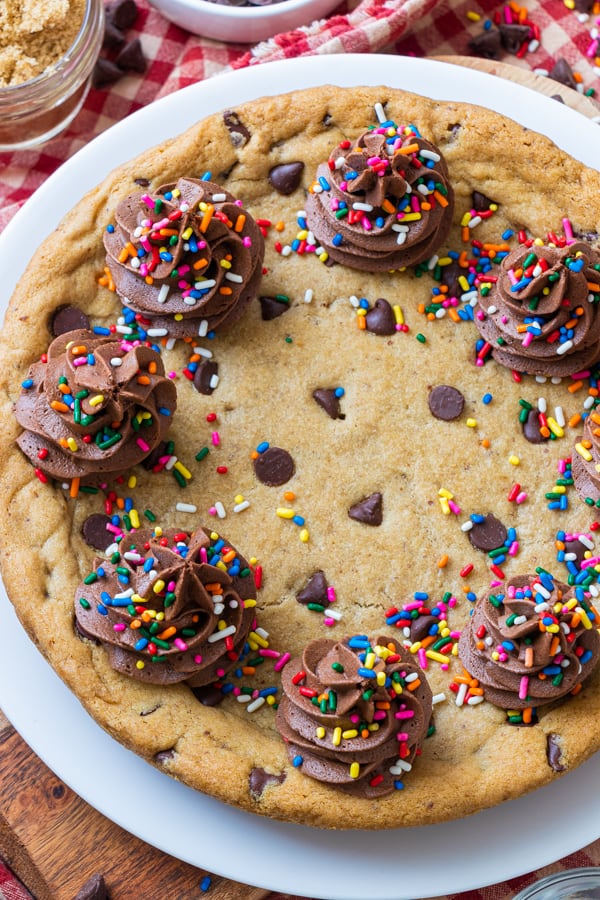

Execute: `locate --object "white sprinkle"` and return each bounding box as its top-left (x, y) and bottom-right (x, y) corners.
top-left (208, 624), bottom-right (236, 643)
top-left (165, 337), bottom-right (176, 350)
top-left (198, 319), bottom-right (209, 337)
top-left (417, 184), bottom-right (430, 196)
top-left (537, 396), bottom-right (547, 413)
top-left (464, 291), bottom-right (479, 306)
top-left (392, 224), bottom-right (409, 233)
top-left (123, 551), bottom-right (143, 562)
top-left (164, 455), bottom-right (177, 470)
top-left (233, 500), bottom-right (250, 513)
top-left (486, 305), bottom-right (498, 315)
top-left (236, 693), bottom-right (252, 703)
top-left (110, 357), bottom-right (123, 367)
top-left (528, 38), bottom-right (540, 52)
top-left (113, 588), bottom-right (134, 599)
top-left (584, 395), bottom-right (596, 409)
top-left (211, 193), bottom-right (227, 202)
top-left (247, 696), bottom-right (266, 713)
top-left (105, 542), bottom-right (120, 556)
top-left (556, 339), bottom-right (573, 355)
top-left (374, 101), bottom-right (386, 124)
top-left (157, 284), bottom-right (170, 304)
top-left (147, 328), bottom-right (168, 337)
top-left (404, 672), bottom-right (419, 683)
top-left (534, 67), bottom-right (550, 76)
top-left (534, 602), bottom-right (549, 613)
top-left (334, 156), bottom-right (346, 169)
top-left (589, 583), bottom-right (600, 597)
top-left (533, 584), bottom-right (551, 600)
top-left (255, 626), bottom-right (269, 640)
top-left (195, 346), bottom-right (213, 359)
top-left (324, 607), bottom-right (343, 621)
top-left (461, 520), bottom-right (474, 532)
top-left (513, 615), bottom-right (528, 626)
top-left (297, 209), bottom-right (307, 218)
top-left (455, 682), bottom-right (468, 707)
top-left (115, 324), bottom-right (135, 335)
top-left (396, 231), bottom-right (407, 246)
top-left (133, 225), bottom-right (144, 237)
top-left (176, 502), bottom-right (197, 513)
top-left (432, 692), bottom-right (446, 705)
top-left (435, 308), bottom-right (446, 319)
top-left (225, 272), bottom-right (243, 283)
top-left (209, 374), bottom-right (219, 389)
top-left (213, 603), bottom-right (224, 615)
top-left (130, 258), bottom-right (140, 269)
top-left (352, 202), bottom-right (374, 212)
top-left (427, 254), bottom-right (439, 270)
top-left (281, 245), bottom-right (292, 256)
top-left (307, 231), bottom-right (316, 246)
top-left (551, 376), bottom-right (563, 384)
top-left (313, 184), bottom-right (323, 193)
top-left (389, 759), bottom-right (412, 774)
top-left (349, 295), bottom-right (360, 308)
top-left (183, 297), bottom-right (197, 306)
top-left (215, 501), bottom-right (226, 519)
top-left (555, 406), bottom-right (566, 427)
top-left (535, 374), bottom-right (548, 383)
top-left (578, 534), bottom-right (595, 550)
top-left (194, 279), bottom-right (216, 291)
top-left (420, 149), bottom-right (441, 162)
top-left (304, 289), bottom-right (314, 303)
top-left (467, 695), bottom-right (484, 706)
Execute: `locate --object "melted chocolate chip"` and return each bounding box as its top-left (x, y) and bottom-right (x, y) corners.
top-left (498, 23), bottom-right (531, 54)
top-left (51, 305), bottom-right (90, 336)
top-left (259, 296), bottom-right (290, 320)
top-left (549, 57), bottom-right (577, 90)
top-left (249, 767), bottom-right (286, 799)
top-left (546, 733), bottom-right (566, 772)
top-left (268, 162), bottom-right (305, 195)
top-left (469, 28), bottom-right (501, 59)
top-left (472, 190), bottom-right (496, 212)
top-left (193, 359), bottom-right (219, 395)
top-left (468, 513), bottom-right (508, 552)
top-left (154, 749), bottom-right (175, 764)
top-left (82, 514), bottom-right (114, 551)
top-left (348, 492), bottom-right (383, 526)
top-left (223, 110), bottom-right (251, 148)
top-left (522, 408), bottom-right (547, 444)
top-left (312, 388), bottom-right (344, 420)
top-left (108, 0), bottom-right (138, 30)
top-left (73, 873), bottom-right (108, 900)
top-left (428, 384), bottom-right (465, 421)
top-left (115, 37), bottom-right (146, 73)
top-left (296, 570), bottom-right (328, 605)
top-left (254, 446), bottom-right (295, 486)
top-left (365, 298), bottom-right (396, 335)
top-left (191, 684), bottom-right (225, 706)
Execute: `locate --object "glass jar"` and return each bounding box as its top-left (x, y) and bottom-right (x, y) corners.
top-left (0, 0), bottom-right (104, 151)
top-left (513, 868), bottom-right (600, 900)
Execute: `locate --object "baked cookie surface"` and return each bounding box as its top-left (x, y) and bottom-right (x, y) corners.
top-left (1, 84), bottom-right (600, 830)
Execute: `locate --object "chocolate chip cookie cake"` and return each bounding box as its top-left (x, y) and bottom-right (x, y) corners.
top-left (1, 84), bottom-right (600, 829)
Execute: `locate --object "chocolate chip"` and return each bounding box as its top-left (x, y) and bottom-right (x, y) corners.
top-left (312, 388), bottom-right (344, 420)
top-left (223, 110), bottom-right (251, 148)
top-left (249, 767), bottom-right (286, 799)
top-left (193, 359), bottom-right (219, 395)
top-left (546, 733), bottom-right (566, 772)
top-left (254, 446), bottom-right (295, 486)
top-left (259, 296), bottom-right (290, 320)
top-left (549, 57), bottom-right (577, 90)
top-left (73, 873), bottom-right (108, 900)
top-left (469, 28), bottom-right (501, 59)
top-left (522, 408), bottom-right (547, 444)
top-left (108, 0), bottom-right (138, 30)
top-left (296, 570), bottom-right (328, 605)
top-left (564, 537), bottom-right (588, 567)
top-left (133, 177), bottom-right (151, 187)
top-left (82, 514), bottom-right (114, 551)
top-left (472, 190), bottom-right (496, 212)
top-left (103, 20), bottom-right (125, 50)
top-left (154, 749), bottom-right (175, 763)
top-left (322, 112), bottom-right (333, 126)
top-left (551, 94), bottom-right (565, 104)
top-left (191, 685), bottom-right (225, 706)
top-left (92, 57), bottom-right (123, 88)
top-left (365, 298), bottom-right (396, 335)
top-left (141, 439), bottom-right (168, 470)
top-left (348, 492), bottom-right (383, 526)
top-left (439, 260), bottom-right (463, 298)
top-left (428, 385), bottom-right (465, 421)
top-left (51, 305), bottom-right (90, 336)
top-left (115, 38), bottom-right (146, 73)
top-left (468, 513), bottom-right (508, 552)
top-left (410, 615), bottom-right (437, 642)
top-left (268, 162), bottom-right (305, 195)
top-left (498, 23), bottom-right (531, 54)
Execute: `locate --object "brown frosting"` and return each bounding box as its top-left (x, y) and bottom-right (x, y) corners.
top-left (276, 635), bottom-right (432, 798)
top-left (74, 526), bottom-right (256, 686)
top-left (305, 124), bottom-right (454, 271)
top-left (572, 413), bottom-right (600, 502)
top-left (475, 241), bottom-right (600, 376)
top-left (15, 329), bottom-right (176, 486)
top-left (458, 573), bottom-right (600, 709)
top-left (104, 177), bottom-right (265, 337)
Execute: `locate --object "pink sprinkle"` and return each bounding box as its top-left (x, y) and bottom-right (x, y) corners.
top-left (208, 506), bottom-right (217, 516)
top-left (136, 438), bottom-right (150, 452)
top-left (168, 371), bottom-right (177, 379)
top-left (394, 710), bottom-right (415, 720)
top-left (242, 236), bottom-right (252, 247)
top-left (232, 686), bottom-right (241, 696)
top-left (516, 492), bottom-right (528, 504)
top-left (571, 370), bottom-right (591, 380)
top-left (373, 710), bottom-right (387, 721)
top-left (216, 668), bottom-right (225, 678)
top-left (519, 676), bottom-right (529, 701)
top-left (200, 547), bottom-right (207, 563)
top-left (448, 500), bottom-right (461, 515)
top-left (73, 356), bottom-right (88, 367)
top-left (106, 523), bottom-right (123, 535)
top-left (361, 216), bottom-right (372, 231)
top-left (139, 264), bottom-right (148, 277)
top-left (508, 540), bottom-right (520, 556)
top-left (323, 617), bottom-right (336, 627)
top-left (259, 648), bottom-right (280, 659)
top-left (417, 647), bottom-right (427, 669)
top-left (475, 310), bottom-right (486, 321)
top-left (211, 431), bottom-right (220, 446)
top-left (274, 652), bottom-right (291, 672)
top-left (141, 194), bottom-right (154, 207)
top-left (174, 638), bottom-right (187, 651)
top-left (113, 623), bottom-right (126, 632)
top-left (326, 586), bottom-right (337, 603)
top-left (404, 601), bottom-right (422, 611)
top-left (448, 597), bottom-right (457, 608)
top-left (194, 654), bottom-right (203, 664)
top-left (178, 264), bottom-right (190, 276)
top-left (396, 732), bottom-right (409, 741)
top-left (562, 217), bottom-right (575, 244)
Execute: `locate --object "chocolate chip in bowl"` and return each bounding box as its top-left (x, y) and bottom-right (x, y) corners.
top-left (147, 0), bottom-right (344, 43)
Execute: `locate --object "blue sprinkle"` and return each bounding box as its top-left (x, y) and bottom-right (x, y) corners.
top-left (143, 557), bottom-right (155, 572)
top-left (501, 641), bottom-right (515, 651)
top-left (348, 635), bottom-right (370, 649)
top-left (580, 650), bottom-right (593, 665)
top-left (542, 665), bottom-right (562, 675)
top-left (259, 687), bottom-right (279, 697)
top-left (385, 612), bottom-right (404, 626)
top-left (21, 378), bottom-right (34, 389)
top-left (292, 755), bottom-right (303, 767)
top-left (292, 515), bottom-right (305, 526)
top-left (466, 591), bottom-right (477, 602)
top-left (332, 233), bottom-right (343, 247)
top-left (135, 638), bottom-right (149, 651)
top-left (359, 298), bottom-right (370, 309)
top-left (414, 591), bottom-right (428, 601)
top-left (106, 223), bottom-right (115, 233)
top-left (507, 527), bottom-right (517, 543)
top-left (158, 407), bottom-right (171, 416)
top-left (200, 876), bottom-right (212, 892)
top-left (318, 176), bottom-right (331, 191)
top-left (334, 387), bottom-right (345, 397)
top-left (256, 441), bottom-right (269, 453)
top-left (394, 780), bottom-right (405, 790)
top-left (357, 667), bottom-right (377, 678)
top-left (221, 683), bottom-right (234, 694)
top-left (482, 393), bottom-right (493, 405)
top-left (201, 171), bottom-right (212, 181)
top-left (97, 604), bottom-right (108, 616)
top-left (502, 228), bottom-right (514, 240)
top-left (92, 326), bottom-right (111, 336)
top-left (471, 513), bottom-right (485, 524)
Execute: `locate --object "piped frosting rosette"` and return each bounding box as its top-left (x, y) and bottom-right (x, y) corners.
top-left (75, 526), bottom-right (256, 686)
top-left (458, 573), bottom-right (600, 710)
top-left (276, 635), bottom-right (432, 798)
top-left (15, 329), bottom-right (176, 487)
top-left (304, 124), bottom-right (454, 271)
top-left (475, 241), bottom-right (600, 376)
top-left (104, 177), bottom-right (265, 338)
top-left (572, 414), bottom-right (600, 503)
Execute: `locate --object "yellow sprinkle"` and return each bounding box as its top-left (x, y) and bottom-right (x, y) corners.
top-left (492, 651), bottom-right (500, 661)
top-left (439, 497), bottom-right (450, 515)
top-left (154, 526), bottom-right (163, 537)
top-left (460, 211), bottom-right (472, 227)
top-left (376, 671), bottom-right (386, 687)
top-left (316, 726), bottom-right (326, 739)
top-left (577, 607), bottom-right (593, 629)
top-left (266, 695), bottom-right (276, 706)
top-left (509, 454), bottom-right (520, 466)
top-left (364, 652), bottom-right (376, 669)
top-left (128, 475), bottom-right (137, 489)
top-left (393, 305), bottom-right (404, 325)
top-left (234, 494), bottom-right (244, 504)
top-left (66, 437), bottom-right (78, 451)
top-left (333, 727), bottom-right (342, 746)
top-left (89, 394), bottom-right (104, 407)
top-left (349, 762), bottom-right (360, 779)
top-left (153, 579), bottom-right (165, 594)
top-left (249, 631), bottom-right (269, 648)
top-left (220, 258), bottom-right (232, 269)
top-left (438, 487), bottom-right (454, 499)
top-left (135, 660), bottom-right (145, 670)
top-left (426, 650), bottom-right (450, 664)
top-left (466, 10), bottom-right (481, 19)
top-left (155, 612), bottom-right (165, 621)
top-left (409, 641), bottom-right (421, 654)
top-left (297, 229), bottom-right (309, 240)
top-left (300, 529), bottom-right (310, 543)
top-left (466, 418), bottom-right (478, 428)
top-left (276, 507), bottom-right (296, 519)
top-left (546, 416), bottom-right (564, 438)
top-left (174, 461), bottom-right (192, 479)
top-left (129, 509), bottom-right (140, 529)
top-left (215, 560), bottom-right (227, 572)
top-left (342, 729), bottom-right (358, 739)
top-left (400, 212), bottom-right (421, 222)
top-left (576, 443), bottom-right (593, 462)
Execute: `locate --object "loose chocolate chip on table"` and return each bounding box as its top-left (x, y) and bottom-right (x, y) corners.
top-left (498, 23), bottom-right (531, 54)
top-left (249, 767), bottom-right (286, 799)
top-left (348, 492), bottom-right (383, 526)
top-left (254, 446), bottom-right (295, 486)
top-left (428, 384), bottom-right (465, 421)
top-left (468, 28), bottom-right (501, 59)
top-left (312, 387), bottom-right (344, 420)
top-left (73, 873), bottom-right (108, 900)
top-left (92, 57), bottom-right (123, 88)
top-left (259, 295), bottom-right (290, 320)
top-left (546, 733), bottom-right (566, 772)
top-left (107, 0), bottom-right (139, 30)
top-left (365, 298), bottom-right (396, 335)
top-left (296, 570), bottom-right (329, 605)
top-left (193, 359), bottom-right (219, 395)
top-left (82, 514), bottom-right (114, 551)
top-left (549, 57), bottom-right (577, 90)
top-left (223, 110), bottom-right (251, 147)
top-left (268, 162), bottom-right (305, 195)
top-left (51, 305), bottom-right (90, 336)
top-left (115, 38), bottom-right (146, 73)
top-left (468, 513), bottom-right (508, 552)
top-left (103, 19), bottom-right (125, 49)
top-left (521, 408), bottom-right (547, 444)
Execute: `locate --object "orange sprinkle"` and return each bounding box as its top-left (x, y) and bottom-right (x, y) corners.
top-left (69, 477), bottom-right (80, 499)
top-left (433, 190), bottom-right (448, 208)
top-left (525, 646), bottom-right (534, 668)
top-left (481, 438), bottom-right (491, 449)
top-left (568, 414), bottom-right (582, 428)
top-left (396, 142), bottom-right (420, 155)
top-left (417, 302), bottom-right (426, 314)
top-left (234, 214), bottom-right (246, 233)
top-left (193, 258), bottom-right (209, 270)
top-left (571, 683), bottom-right (583, 696)
top-left (50, 400), bottom-right (69, 413)
top-left (283, 491), bottom-right (296, 501)
top-left (199, 205), bottom-right (214, 232)
top-left (144, 276), bottom-right (154, 285)
top-left (137, 375), bottom-right (151, 385)
top-left (437, 553), bottom-right (449, 568)
top-left (381, 199), bottom-right (395, 214)
top-left (130, 620), bottom-right (141, 630)
top-left (148, 362), bottom-right (157, 375)
top-left (461, 226), bottom-right (470, 242)
top-left (522, 707), bottom-right (533, 724)
top-left (407, 678), bottom-right (422, 692)
top-left (357, 316), bottom-right (366, 330)
top-left (219, 287), bottom-right (233, 295)
top-left (275, 221), bottom-right (285, 232)
top-left (549, 636), bottom-right (560, 657)
top-left (158, 626), bottom-right (177, 640)
top-left (448, 308), bottom-right (461, 323)
top-left (540, 426), bottom-right (551, 439)
top-left (222, 550), bottom-right (236, 563)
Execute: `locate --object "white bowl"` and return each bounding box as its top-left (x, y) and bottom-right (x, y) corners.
top-left (148, 0), bottom-right (342, 43)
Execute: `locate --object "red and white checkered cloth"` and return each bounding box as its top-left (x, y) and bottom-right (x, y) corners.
top-left (1, 1), bottom-right (600, 897)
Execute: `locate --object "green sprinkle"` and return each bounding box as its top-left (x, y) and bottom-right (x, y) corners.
top-left (416, 333), bottom-right (426, 344)
top-left (78, 597), bottom-right (91, 609)
top-left (172, 468), bottom-right (187, 487)
top-left (331, 662), bottom-right (344, 673)
top-left (307, 602), bottom-right (325, 612)
top-left (195, 447), bottom-right (209, 461)
top-left (83, 573), bottom-right (98, 585)
top-left (144, 509), bottom-right (156, 522)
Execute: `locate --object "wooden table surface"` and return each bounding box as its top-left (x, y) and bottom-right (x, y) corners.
top-left (1, 58), bottom-right (597, 900)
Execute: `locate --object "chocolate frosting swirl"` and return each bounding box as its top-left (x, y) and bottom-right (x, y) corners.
top-left (305, 124), bottom-right (454, 271)
top-left (104, 177), bottom-right (265, 337)
top-left (475, 242), bottom-right (600, 376)
top-left (276, 635), bottom-right (432, 798)
top-left (458, 573), bottom-right (600, 709)
top-left (572, 414), bottom-right (600, 503)
top-left (15, 329), bottom-right (176, 485)
top-left (75, 526), bottom-right (256, 686)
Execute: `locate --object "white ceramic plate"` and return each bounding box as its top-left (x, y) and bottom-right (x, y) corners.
top-left (1, 56), bottom-right (600, 900)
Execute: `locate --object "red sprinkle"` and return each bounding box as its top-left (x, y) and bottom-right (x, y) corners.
top-left (460, 563), bottom-right (474, 578)
top-left (490, 564), bottom-right (505, 579)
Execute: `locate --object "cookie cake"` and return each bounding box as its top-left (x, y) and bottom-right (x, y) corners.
top-left (1, 83), bottom-right (600, 830)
